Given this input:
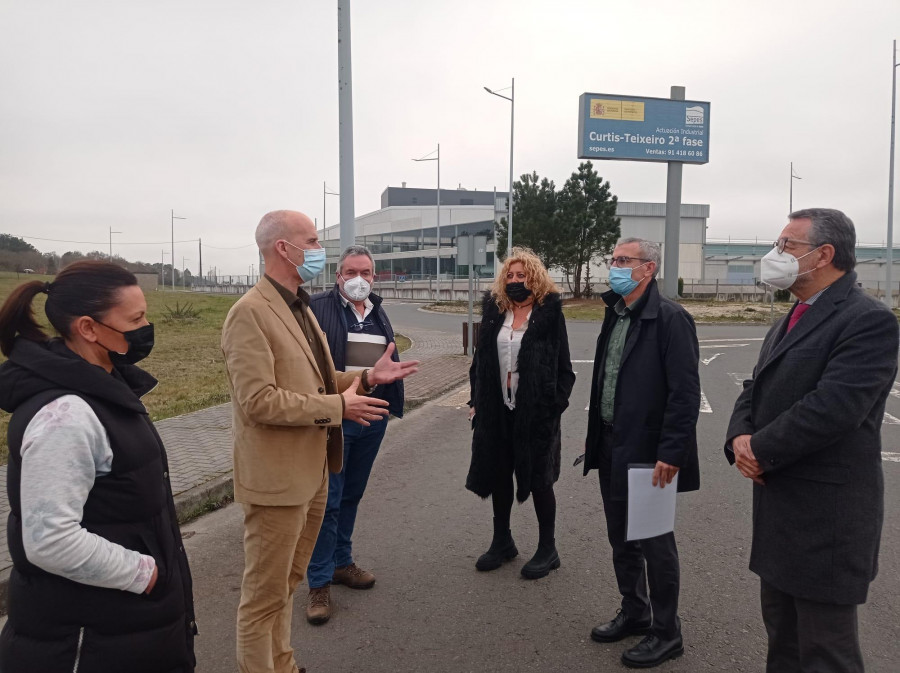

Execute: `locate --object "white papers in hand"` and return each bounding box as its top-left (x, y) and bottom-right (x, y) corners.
top-left (626, 464), bottom-right (678, 541)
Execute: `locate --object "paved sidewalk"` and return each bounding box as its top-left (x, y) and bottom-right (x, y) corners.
top-left (0, 324), bottom-right (469, 613)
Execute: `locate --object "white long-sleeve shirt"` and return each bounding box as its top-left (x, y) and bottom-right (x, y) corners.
top-left (19, 395), bottom-right (155, 593)
top-left (497, 309), bottom-right (531, 410)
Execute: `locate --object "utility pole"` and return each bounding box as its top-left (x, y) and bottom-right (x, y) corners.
top-left (160, 249), bottom-right (168, 287)
top-left (198, 238), bottom-right (202, 285)
top-left (108, 227), bottom-right (121, 260)
top-left (790, 162), bottom-right (802, 213)
top-left (171, 210), bottom-right (186, 291)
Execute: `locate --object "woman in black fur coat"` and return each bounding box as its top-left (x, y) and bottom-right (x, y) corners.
top-left (466, 247), bottom-right (575, 579)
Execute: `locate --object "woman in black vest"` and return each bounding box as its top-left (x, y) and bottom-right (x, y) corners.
top-left (0, 261), bottom-right (196, 673)
top-left (466, 247), bottom-right (575, 579)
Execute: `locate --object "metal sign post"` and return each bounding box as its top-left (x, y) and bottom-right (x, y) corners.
top-left (459, 234), bottom-right (488, 355)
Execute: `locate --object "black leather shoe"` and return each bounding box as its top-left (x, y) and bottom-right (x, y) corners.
top-left (590, 610), bottom-right (652, 643)
top-left (520, 541), bottom-right (560, 579)
top-left (621, 634), bottom-right (684, 668)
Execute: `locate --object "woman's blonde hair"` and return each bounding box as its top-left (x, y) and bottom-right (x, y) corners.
top-left (491, 246), bottom-right (558, 313)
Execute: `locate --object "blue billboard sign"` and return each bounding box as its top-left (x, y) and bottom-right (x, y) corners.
top-left (578, 93), bottom-right (710, 164)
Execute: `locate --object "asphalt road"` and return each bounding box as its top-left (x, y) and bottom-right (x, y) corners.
top-left (184, 310), bottom-right (900, 672)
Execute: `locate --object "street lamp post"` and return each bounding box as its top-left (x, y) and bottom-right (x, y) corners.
top-left (323, 181), bottom-right (340, 232)
top-left (323, 182), bottom-right (340, 292)
top-left (413, 145), bottom-right (441, 299)
top-left (886, 39), bottom-right (899, 308)
top-left (171, 210), bottom-right (186, 291)
top-left (108, 227), bottom-right (122, 260)
top-left (789, 162), bottom-right (801, 213)
top-left (484, 78), bottom-right (515, 257)
top-left (337, 0), bottom-right (356, 253)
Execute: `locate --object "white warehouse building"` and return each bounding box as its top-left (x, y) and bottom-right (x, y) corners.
top-left (314, 186), bottom-right (709, 297)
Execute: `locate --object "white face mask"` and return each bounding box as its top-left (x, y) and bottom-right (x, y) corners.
top-left (340, 274), bottom-right (371, 301)
top-left (760, 246), bottom-right (821, 290)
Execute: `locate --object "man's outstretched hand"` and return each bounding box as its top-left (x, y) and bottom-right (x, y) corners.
top-left (368, 343), bottom-right (419, 385)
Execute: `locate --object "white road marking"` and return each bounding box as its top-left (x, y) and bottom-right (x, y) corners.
top-left (728, 373), bottom-right (752, 387)
top-left (701, 353), bottom-right (723, 365)
top-left (700, 391), bottom-right (712, 414)
top-left (698, 338), bottom-right (765, 343)
top-left (572, 360), bottom-right (595, 363)
top-left (883, 413), bottom-right (900, 425)
top-left (890, 383), bottom-right (900, 400)
top-left (718, 379), bottom-right (900, 426)
top-left (700, 343), bottom-right (749, 349)
top-left (883, 452), bottom-right (900, 463)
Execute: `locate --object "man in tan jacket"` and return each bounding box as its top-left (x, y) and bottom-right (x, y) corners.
top-left (222, 210), bottom-right (417, 673)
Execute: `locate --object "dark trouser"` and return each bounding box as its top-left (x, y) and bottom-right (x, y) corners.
top-left (307, 415), bottom-right (388, 589)
top-left (491, 407), bottom-right (556, 541)
top-left (760, 579), bottom-right (863, 673)
top-left (598, 427), bottom-right (681, 640)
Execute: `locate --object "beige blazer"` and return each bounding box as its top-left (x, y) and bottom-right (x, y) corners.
top-left (221, 277), bottom-right (358, 506)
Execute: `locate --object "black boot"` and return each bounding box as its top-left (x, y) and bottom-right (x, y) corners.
top-left (476, 518), bottom-right (518, 571)
top-left (520, 539), bottom-right (560, 579)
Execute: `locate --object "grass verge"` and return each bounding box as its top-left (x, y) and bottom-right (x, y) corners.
top-left (394, 333), bottom-right (412, 353)
top-left (0, 273), bottom-right (241, 464)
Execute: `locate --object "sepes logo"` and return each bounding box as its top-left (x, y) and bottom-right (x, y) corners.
top-left (685, 105), bottom-right (704, 126)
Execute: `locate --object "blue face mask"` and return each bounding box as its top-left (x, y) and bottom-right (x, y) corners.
top-left (286, 242), bottom-right (326, 283)
top-left (608, 264), bottom-right (648, 296)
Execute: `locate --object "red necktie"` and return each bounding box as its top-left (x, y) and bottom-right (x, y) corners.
top-left (787, 303), bottom-right (810, 332)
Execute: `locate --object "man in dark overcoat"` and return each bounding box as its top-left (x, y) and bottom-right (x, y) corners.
top-left (583, 237), bottom-right (700, 669)
top-left (725, 208), bottom-right (899, 673)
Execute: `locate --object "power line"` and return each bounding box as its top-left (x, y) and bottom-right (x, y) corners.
top-left (12, 234), bottom-right (201, 246)
top-left (201, 243), bottom-right (257, 250)
top-left (10, 234), bottom-right (255, 249)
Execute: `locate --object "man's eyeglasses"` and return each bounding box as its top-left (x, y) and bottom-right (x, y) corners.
top-left (605, 256), bottom-right (650, 269)
top-left (773, 237), bottom-right (814, 254)
top-left (349, 319), bottom-right (375, 332)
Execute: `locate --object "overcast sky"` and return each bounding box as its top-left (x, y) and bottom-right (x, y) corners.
top-left (1, 0), bottom-right (898, 274)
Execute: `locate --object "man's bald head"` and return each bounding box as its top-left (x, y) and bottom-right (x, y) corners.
top-left (255, 210), bottom-right (316, 256)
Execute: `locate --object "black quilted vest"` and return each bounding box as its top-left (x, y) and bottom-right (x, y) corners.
top-left (0, 339), bottom-right (196, 673)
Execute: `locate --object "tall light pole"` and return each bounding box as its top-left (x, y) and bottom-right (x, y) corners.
top-left (413, 145), bottom-right (441, 298)
top-left (171, 210), bottom-right (186, 291)
top-left (886, 39), bottom-right (899, 308)
top-left (323, 182), bottom-right (340, 292)
top-left (323, 181), bottom-right (340, 232)
top-left (108, 227), bottom-right (121, 259)
top-left (484, 78), bottom-right (515, 257)
top-left (789, 162), bottom-right (802, 213)
top-left (338, 0), bottom-right (356, 252)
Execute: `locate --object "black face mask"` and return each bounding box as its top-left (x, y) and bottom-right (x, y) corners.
top-left (506, 282), bottom-right (533, 303)
top-left (96, 322), bottom-right (155, 366)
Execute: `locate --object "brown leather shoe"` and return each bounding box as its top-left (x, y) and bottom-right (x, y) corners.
top-left (306, 586), bottom-right (331, 625)
top-left (332, 563), bottom-right (376, 590)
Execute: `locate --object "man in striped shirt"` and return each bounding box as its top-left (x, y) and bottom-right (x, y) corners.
top-left (305, 245), bottom-right (405, 625)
